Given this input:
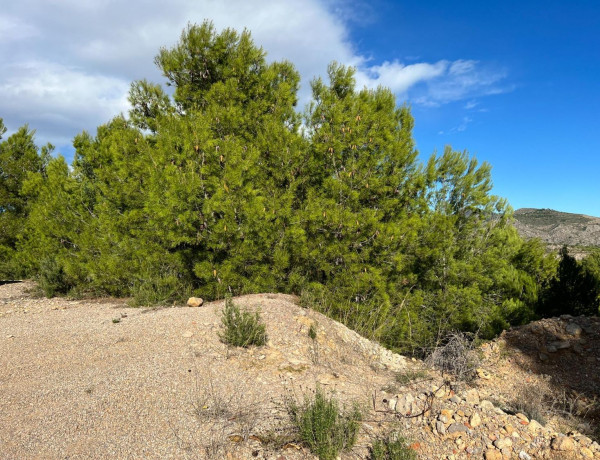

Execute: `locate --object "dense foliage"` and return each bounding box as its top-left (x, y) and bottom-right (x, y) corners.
top-left (3, 21), bottom-right (596, 353)
top-left (537, 246), bottom-right (600, 317)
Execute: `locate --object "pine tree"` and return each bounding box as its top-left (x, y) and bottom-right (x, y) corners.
top-left (0, 121), bottom-right (49, 278)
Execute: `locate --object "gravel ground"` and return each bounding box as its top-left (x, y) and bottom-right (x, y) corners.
top-left (0, 282), bottom-right (406, 459)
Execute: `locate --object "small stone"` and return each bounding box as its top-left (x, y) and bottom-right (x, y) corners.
top-left (187, 297), bottom-right (204, 307)
top-left (396, 393), bottom-right (415, 415)
top-left (447, 423), bottom-right (469, 437)
top-left (476, 368), bottom-right (492, 379)
top-left (493, 437), bottom-right (513, 449)
top-left (470, 413), bottom-right (482, 428)
top-left (450, 395), bottom-right (462, 404)
top-left (538, 352), bottom-right (549, 361)
top-left (551, 436), bottom-right (575, 451)
top-left (484, 449), bottom-right (502, 460)
top-left (565, 323), bottom-right (582, 337)
top-left (465, 388), bottom-right (480, 405)
top-left (515, 413), bottom-right (529, 423)
top-left (548, 340), bottom-right (571, 352)
top-left (480, 400), bottom-right (495, 410)
top-left (504, 424), bottom-right (516, 435)
top-left (436, 420), bottom-right (447, 434)
top-left (518, 451), bottom-right (531, 460)
top-left (527, 420), bottom-right (543, 433)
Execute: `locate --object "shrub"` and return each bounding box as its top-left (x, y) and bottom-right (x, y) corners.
top-left (129, 268), bottom-right (192, 307)
top-left (369, 432), bottom-right (417, 460)
top-left (219, 296), bottom-right (267, 347)
top-left (510, 384), bottom-right (547, 426)
top-left (426, 331), bottom-right (480, 382)
top-left (37, 257), bottom-right (71, 297)
top-left (288, 386), bottom-right (362, 460)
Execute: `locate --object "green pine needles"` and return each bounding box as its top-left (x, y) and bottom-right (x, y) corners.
top-left (288, 386), bottom-right (362, 460)
top-left (2, 21), bottom-right (592, 354)
top-left (219, 296), bottom-right (267, 348)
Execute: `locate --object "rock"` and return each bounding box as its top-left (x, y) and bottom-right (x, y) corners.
top-left (436, 420), bottom-right (446, 435)
top-left (547, 340), bottom-right (571, 352)
top-left (396, 393), bottom-right (415, 415)
top-left (484, 449), bottom-right (503, 460)
top-left (581, 447), bottom-right (594, 458)
top-left (565, 322), bottom-right (582, 337)
top-left (447, 423), bottom-right (469, 437)
top-left (387, 398), bottom-right (397, 411)
top-left (477, 368), bottom-right (492, 379)
top-left (551, 436), bottom-right (575, 451)
top-left (186, 297), bottom-right (204, 307)
top-left (450, 395), bottom-right (462, 404)
top-left (515, 413), bottom-right (529, 423)
top-left (493, 437), bottom-right (513, 449)
top-left (470, 413), bottom-right (482, 428)
top-left (480, 400), bottom-right (495, 410)
top-left (527, 420), bottom-right (543, 433)
top-left (538, 352), bottom-right (549, 362)
top-left (518, 451), bottom-right (531, 460)
top-left (465, 388), bottom-right (480, 405)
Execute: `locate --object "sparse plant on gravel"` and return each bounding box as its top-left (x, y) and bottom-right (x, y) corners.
top-left (288, 386), bottom-right (362, 460)
top-left (219, 296), bottom-right (267, 348)
top-left (395, 368), bottom-right (429, 386)
top-left (426, 331), bottom-right (480, 382)
top-left (505, 382), bottom-right (548, 426)
top-left (369, 432), bottom-right (417, 460)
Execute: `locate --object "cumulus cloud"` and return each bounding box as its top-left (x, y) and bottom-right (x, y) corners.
top-left (0, 0), bottom-right (509, 153)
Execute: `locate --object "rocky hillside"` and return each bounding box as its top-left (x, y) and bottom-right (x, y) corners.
top-left (514, 208), bottom-right (600, 249)
top-left (1, 282), bottom-right (600, 459)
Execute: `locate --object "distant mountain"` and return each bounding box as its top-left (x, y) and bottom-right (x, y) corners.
top-left (513, 208), bottom-right (600, 248)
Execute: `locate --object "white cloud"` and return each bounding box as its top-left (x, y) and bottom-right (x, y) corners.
top-left (0, 0), bottom-right (510, 153)
top-left (357, 60), bottom-right (448, 93)
top-left (0, 61), bottom-right (129, 144)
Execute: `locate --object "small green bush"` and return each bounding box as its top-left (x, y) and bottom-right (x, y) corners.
top-left (219, 296), bottom-right (267, 347)
top-left (308, 323), bottom-right (317, 340)
top-left (288, 386), bottom-right (362, 460)
top-left (129, 269), bottom-right (191, 307)
top-left (369, 433), bottom-right (417, 460)
top-left (37, 257), bottom-right (71, 297)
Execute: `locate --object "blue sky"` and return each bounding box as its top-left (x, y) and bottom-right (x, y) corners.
top-left (1, 0), bottom-right (599, 215)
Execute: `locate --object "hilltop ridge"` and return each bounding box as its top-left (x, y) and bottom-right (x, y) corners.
top-left (514, 208), bottom-right (600, 249)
